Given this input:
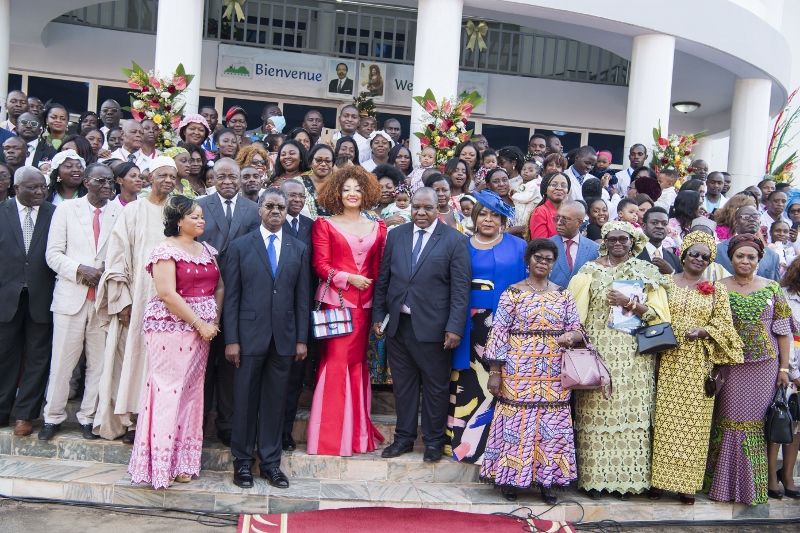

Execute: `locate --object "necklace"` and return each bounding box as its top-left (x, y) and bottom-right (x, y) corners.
top-left (525, 278), bottom-right (550, 292)
top-left (733, 275), bottom-right (755, 287)
top-left (606, 255), bottom-right (626, 267)
top-left (473, 233), bottom-right (501, 245)
top-left (678, 273), bottom-right (702, 287)
top-left (440, 207), bottom-right (452, 215)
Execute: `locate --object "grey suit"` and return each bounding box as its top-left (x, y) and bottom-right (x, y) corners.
top-left (196, 193), bottom-right (261, 433)
top-left (372, 221), bottom-right (471, 447)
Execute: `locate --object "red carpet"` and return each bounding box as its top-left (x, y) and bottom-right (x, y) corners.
top-left (238, 507), bottom-right (575, 533)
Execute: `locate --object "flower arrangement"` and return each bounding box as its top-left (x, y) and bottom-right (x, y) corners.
top-left (119, 61), bottom-right (195, 149)
top-left (354, 91), bottom-right (379, 119)
top-left (766, 88), bottom-right (799, 184)
top-left (412, 88), bottom-right (485, 166)
top-left (650, 121), bottom-right (707, 179)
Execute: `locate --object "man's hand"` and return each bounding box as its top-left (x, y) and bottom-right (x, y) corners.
top-left (651, 257), bottom-right (674, 275)
top-left (294, 343), bottom-right (308, 362)
top-left (225, 343), bottom-right (241, 368)
top-left (372, 322), bottom-right (384, 336)
top-left (118, 305), bottom-right (132, 328)
top-left (443, 332), bottom-right (461, 350)
top-left (77, 265), bottom-right (103, 287)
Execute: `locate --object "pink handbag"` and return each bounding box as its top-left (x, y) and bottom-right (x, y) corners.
top-left (560, 333), bottom-right (612, 399)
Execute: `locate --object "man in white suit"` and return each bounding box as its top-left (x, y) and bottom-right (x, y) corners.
top-left (39, 163), bottom-right (122, 441)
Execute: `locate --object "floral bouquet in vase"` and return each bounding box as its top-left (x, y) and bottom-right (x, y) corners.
top-left (650, 121), bottom-right (707, 182)
top-left (120, 61), bottom-right (194, 149)
top-left (413, 89), bottom-right (485, 166)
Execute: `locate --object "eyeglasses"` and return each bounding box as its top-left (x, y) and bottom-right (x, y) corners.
top-left (685, 250), bottom-right (712, 262)
top-left (555, 215), bottom-right (579, 224)
top-left (286, 193), bottom-right (306, 200)
top-left (531, 254), bottom-right (556, 265)
top-left (736, 214), bottom-right (760, 221)
top-left (548, 182), bottom-right (569, 190)
top-left (0, 172), bottom-right (10, 179)
top-left (250, 159), bottom-right (267, 166)
top-left (19, 119), bottom-right (39, 128)
top-left (262, 203), bottom-right (287, 211)
top-left (789, 208), bottom-right (800, 215)
top-left (89, 178), bottom-right (115, 185)
top-left (313, 158), bottom-right (333, 165)
top-left (604, 236), bottom-right (630, 245)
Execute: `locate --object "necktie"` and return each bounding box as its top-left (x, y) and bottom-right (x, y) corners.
top-left (291, 217), bottom-right (299, 236)
top-left (225, 199), bottom-right (233, 225)
top-left (22, 207), bottom-right (34, 253)
top-left (565, 239), bottom-right (574, 271)
top-left (87, 208), bottom-right (101, 301)
top-left (127, 153), bottom-right (136, 163)
top-left (653, 248), bottom-right (662, 259)
top-left (338, 80), bottom-right (343, 92)
top-left (411, 229), bottom-right (425, 271)
top-left (267, 234), bottom-right (278, 278)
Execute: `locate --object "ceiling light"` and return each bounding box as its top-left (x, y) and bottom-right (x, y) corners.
top-left (672, 101), bottom-right (701, 114)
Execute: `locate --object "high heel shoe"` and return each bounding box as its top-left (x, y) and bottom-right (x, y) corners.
top-left (767, 488), bottom-right (784, 500)
top-left (679, 493), bottom-right (695, 505)
top-left (586, 489), bottom-right (602, 500)
top-left (541, 487), bottom-right (557, 505)
top-left (647, 488), bottom-right (663, 500)
top-left (776, 468), bottom-right (800, 499)
top-left (501, 487), bottom-right (517, 502)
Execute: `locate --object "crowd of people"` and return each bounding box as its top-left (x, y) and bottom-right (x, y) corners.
top-left (1, 90), bottom-right (799, 509)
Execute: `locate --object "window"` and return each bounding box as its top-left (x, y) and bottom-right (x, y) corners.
top-left (534, 129), bottom-right (582, 155)
top-left (587, 133), bottom-right (625, 168)
top-left (482, 124), bottom-right (530, 151)
top-left (7, 74), bottom-right (22, 93)
top-left (28, 77), bottom-right (89, 117)
top-left (97, 86), bottom-right (135, 120)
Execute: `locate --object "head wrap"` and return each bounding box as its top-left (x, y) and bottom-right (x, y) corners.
top-left (597, 150), bottom-right (612, 163)
top-left (368, 130), bottom-right (395, 148)
top-left (268, 115), bottom-right (286, 133)
top-left (681, 230), bottom-right (718, 263)
top-left (784, 188), bottom-right (800, 217)
top-left (599, 220), bottom-right (648, 257)
top-left (225, 106), bottom-right (247, 123)
top-left (471, 190), bottom-right (516, 220)
top-left (178, 114), bottom-right (211, 138)
top-left (633, 176), bottom-right (662, 201)
top-left (727, 233), bottom-right (764, 260)
top-left (150, 156), bottom-right (177, 173)
top-left (161, 146), bottom-right (188, 159)
top-left (50, 149), bottom-right (86, 172)
top-left (393, 182), bottom-right (412, 198)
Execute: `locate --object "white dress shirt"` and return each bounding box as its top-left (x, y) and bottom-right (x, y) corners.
top-left (110, 147), bottom-right (150, 172)
top-left (25, 138), bottom-right (39, 167)
top-left (655, 186), bottom-right (677, 211)
top-left (16, 197), bottom-right (39, 226)
top-left (761, 210), bottom-right (790, 242)
top-left (645, 242), bottom-right (665, 260)
top-left (402, 219), bottom-right (438, 314)
top-left (218, 192), bottom-right (238, 217)
top-left (614, 168), bottom-right (632, 197)
top-left (353, 132), bottom-right (372, 163)
top-left (566, 165), bottom-right (587, 201)
top-left (259, 225), bottom-right (282, 264)
top-left (87, 200), bottom-right (107, 227)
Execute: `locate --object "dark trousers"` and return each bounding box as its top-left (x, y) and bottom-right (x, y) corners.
top-left (282, 338), bottom-right (315, 435)
top-left (0, 291), bottom-right (53, 421)
top-left (386, 314), bottom-right (451, 448)
top-left (231, 339), bottom-right (292, 471)
top-left (204, 328), bottom-right (235, 431)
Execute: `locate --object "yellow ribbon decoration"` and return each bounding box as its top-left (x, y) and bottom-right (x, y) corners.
top-left (465, 21), bottom-right (488, 52)
top-left (222, 0), bottom-right (246, 21)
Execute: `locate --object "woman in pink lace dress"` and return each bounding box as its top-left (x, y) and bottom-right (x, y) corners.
top-left (128, 196), bottom-right (223, 489)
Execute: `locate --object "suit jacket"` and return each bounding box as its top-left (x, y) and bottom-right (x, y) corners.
top-left (0, 198), bottom-right (56, 322)
top-left (196, 194), bottom-right (261, 275)
top-left (224, 230), bottom-right (310, 357)
top-left (372, 221), bottom-right (471, 343)
top-left (45, 196), bottom-right (122, 315)
top-left (548, 235), bottom-right (599, 288)
top-left (716, 237), bottom-right (781, 282)
top-left (637, 246), bottom-right (684, 274)
top-left (283, 214), bottom-right (313, 247)
top-left (30, 141), bottom-right (57, 169)
top-left (328, 77), bottom-right (354, 94)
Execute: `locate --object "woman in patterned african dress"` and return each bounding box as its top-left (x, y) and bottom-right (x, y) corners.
top-left (650, 231), bottom-right (743, 505)
top-left (704, 234), bottom-right (793, 505)
top-left (567, 221), bottom-right (670, 501)
top-left (480, 239), bottom-right (588, 505)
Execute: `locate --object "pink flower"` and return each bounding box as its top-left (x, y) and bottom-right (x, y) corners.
top-left (424, 100), bottom-right (438, 113)
top-left (461, 102), bottom-right (473, 118)
top-left (172, 76), bottom-right (187, 90)
top-left (149, 98), bottom-right (160, 108)
top-left (127, 78), bottom-right (142, 90)
top-left (438, 137), bottom-right (451, 149)
top-left (170, 114), bottom-right (182, 129)
top-left (442, 100), bottom-right (451, 114)
top-left (420, 137), bottom-right (431, 147)
top-left (149, 77), bottom-right (161, 90)
top-left (657, 137), bottom-right (669, 148)
top-left (131, 109), bottom-right (145, 121)
top-left (440, 119), bottom-right (454, 132)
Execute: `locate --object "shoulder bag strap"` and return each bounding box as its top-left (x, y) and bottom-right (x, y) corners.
top-left (314, 269), bottom-right (336, 312)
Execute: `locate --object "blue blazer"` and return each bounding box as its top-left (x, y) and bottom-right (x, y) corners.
top-left (548, 235), bottom-right (599, 288)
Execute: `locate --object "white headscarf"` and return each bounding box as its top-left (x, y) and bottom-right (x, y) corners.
top-left (368, 130), bottom-right (395, 148)
top-left (50, 149), bottom-right (86, 172)
top-left (149, 156), bottom-right (177, 172)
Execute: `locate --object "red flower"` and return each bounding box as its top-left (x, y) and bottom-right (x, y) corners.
top-left (462, 118), bottom-right (468, 125)
top-left (131, 109), bottom-right (145, 121)
top-left (697, 281), bottom-right (715, 295)
top-left (437, 137), bottom-right (451, 149)
top-left (420, 137), bottom-right (431, 147)
top-left (428, 124), bottom-right (435, 131)
top-left (657, 137), bottom-right (669, 148)
top-left (684, 150), bottom-right (691, 156)
top-left (662, 157), bottom-right (669, 164)
top-left (680, 136), bottom-right (686, 144)
top-left (687, 166), bottom-right (694, 173)
top-left (440, 119), bottom-right (454, 132)
top-left (165, 105), bottom-right (171, 112)
top-left (167, 84), bottom-right (176, 94)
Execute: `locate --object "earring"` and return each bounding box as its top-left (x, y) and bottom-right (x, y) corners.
top-left (57, 176), bottom-right (62, 183)
top-left (177, 225), bottom-right (182, 235)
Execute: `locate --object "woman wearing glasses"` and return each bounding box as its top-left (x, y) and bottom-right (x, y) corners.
top-left (567, 221), bottom-right (670, 500)
top-left (529, 171), bottom-right (571, 240)
top-left (236, 145), bottom-right (271, 181)
top-left (292, 144), bottom-right (334, 219)
top-left (650, 232), bottom-right (743, 505)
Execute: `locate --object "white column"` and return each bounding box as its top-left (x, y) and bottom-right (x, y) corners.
top-left (409, 0), bottom-right (463, 162)
top-left (154, 0), bottom-right (203, 114)
top-left (727, 78), bottom-right (772, 193)
top-left (623, 34), bottom-right (675, 166)
top-left (316, 2), bottom-right (336, 54)
top-left (0, 0), bottom-right (10, 120)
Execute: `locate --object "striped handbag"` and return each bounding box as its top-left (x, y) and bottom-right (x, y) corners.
top-left (311, 269), bottom-right (354, 339)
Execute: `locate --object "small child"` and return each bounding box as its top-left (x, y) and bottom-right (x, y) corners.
top-left (511, 160), bottom-right (542, 226)
top-left (460, 194), bottom-right (477, 236)
top-left (473, 148), bottom-right (498, 188)
top-left (264, 133), bottom-right (285, 167)
top-left (768, 220), bottom-right (797, 276)
top-left (409, 145), bottom-right (438, 192)
top-left (591, 150), bottom-right (612, 178)
top-left (381, 183), bottom-right (412, 229)
top-left (617, 198), bottom-right (641, 227)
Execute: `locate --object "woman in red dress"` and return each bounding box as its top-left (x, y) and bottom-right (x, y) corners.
top-left (307, 166), bottom-right (387, 456)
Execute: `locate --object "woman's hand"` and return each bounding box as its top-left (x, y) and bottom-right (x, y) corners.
top-left (685, 328), bottom-right (708, 341)
top-left (348, 274), bottom-right (372, 290)
top-left (487, 373), bottom-right (502, 398)
top-left (777, 370), bottom-right (791, 388)
top-left (556, 331), bottom-right (582, 348)
top-left (197, 320), bottom-right (219, 342)
top-left (97, 149), bottom-right (112, 159)
top-left (384, 215), bottom-right (406, 227)
top-left (607, 289), bottom-right (632, 307)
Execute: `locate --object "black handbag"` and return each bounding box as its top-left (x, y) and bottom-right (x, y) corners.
top-left (788, 390), bottom-right (799, 422)
top-left (636, 322), bottom-right (678, 355)
top-left (765, 385), bottom-right (794, 445)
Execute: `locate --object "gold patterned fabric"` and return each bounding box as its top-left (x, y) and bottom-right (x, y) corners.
top-left (567, 258), bottom-right (669, 494)
top-left (651, 280), bottom-right (743, 494)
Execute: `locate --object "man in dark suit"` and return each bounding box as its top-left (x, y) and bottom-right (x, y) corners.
top-left (638, 206), bottom-right (683, 274)
top-left (372, 187), bottom-right (471, 463)
top-left (548, 201), bottom-right (599, 288)
top-left (0, 167), bottom-right (56, 435)
top-left (279, 179), bottom-right (315, 451)
top-left (328, 62), bottom-right (354, 94)
top-left (197, 157), bottom-right (261, 447)
top-left (16, 112), bottom-right (56, 169)
top-left (224, 187), bottom-right (310, 490)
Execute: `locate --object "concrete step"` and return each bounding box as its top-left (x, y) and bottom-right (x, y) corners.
top-left (0, 454), bottom-right (798, 520)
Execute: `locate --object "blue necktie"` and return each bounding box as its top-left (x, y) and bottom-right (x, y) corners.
top-left (411, 229), bottom-right (425, 272)
top-left (291, 217), bottom-right (299, 236)
top-left (267, 234), bottom-right (278, 277)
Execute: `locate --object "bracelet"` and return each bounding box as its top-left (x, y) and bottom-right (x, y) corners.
top-left (189, 317), bottom-right (201, 329)
top-left (488, 370), bottom-right (502, 377)
top-left (780, 368), bottom-right (790, 374)
top-left (625, 297), bottom-right (637, 310)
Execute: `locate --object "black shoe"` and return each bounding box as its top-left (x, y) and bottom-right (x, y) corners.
top-left (648, 488), bottom-right (663, 500)
top-left (586, 489), bottom-right (602, 500)
top-left (501, 487), bottom-right (517, 501)
top-left (233, 466), bottom-right (253, 489)
top-left (122, 429), bottom-right (136, 445)
top-left (423, 445), bottom-right (442, 463)
top-left (777, 468), bottom-right (800, 499)
top-left (261, 467), bottom-right (289, 489)
top-left (768, 488), bottom-right (784, 500)
top-left (80, 424), bottom-right (97, 440)
top-left (37, 423), bottom-right (61, 441)
top-left (217, 429), bottom-right (231, 447)
top-left (541, 487), bottom-right (557, 505)
top-left (282, 433), bottom-right (296, 451)
top-left (381, 441), bottom-right (414, 458)
top-left (616, 491), bottom-right (630, 501)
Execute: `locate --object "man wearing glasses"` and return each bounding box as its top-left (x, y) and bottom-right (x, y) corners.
top-left (715, 205), bottom-right (781, 281)
top-left (99, 100), bottom-right (122, 150)
top-left (548, 201), bottom-right (598, 288)
top-left (39, 164), bottom-right (122, 441)
top-left (15, 111), bottom-right (56, 169)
